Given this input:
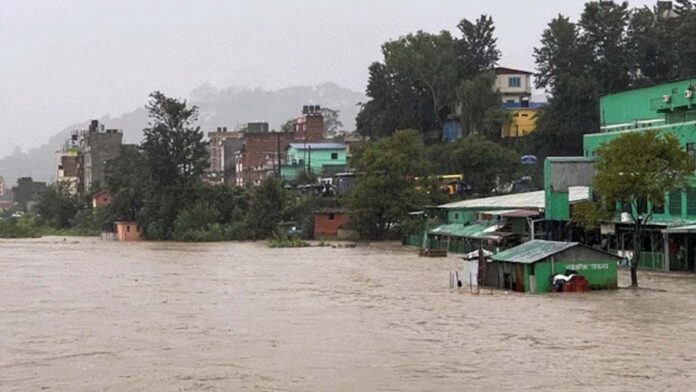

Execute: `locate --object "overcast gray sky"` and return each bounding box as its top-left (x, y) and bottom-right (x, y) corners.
top-left (0, 0), bottom-right (654, 158)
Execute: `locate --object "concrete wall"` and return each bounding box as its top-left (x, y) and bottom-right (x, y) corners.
top-left (115, 222), bottom-right (143, 241)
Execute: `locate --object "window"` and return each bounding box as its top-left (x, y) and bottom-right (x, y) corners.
top-left (331, 152), bottom-right (338, 160)
top-left (126, 225), bottom-right (131, 233)
top-left (508, 77), bottom-right (521, 88)
top-left (329, 213), bottom-right (335, 220)
top-left (454, 213), bottom-right (459, 220)
top-left (687, 143), bottom-right (695, 161)
top-left (687, 187), bottom-right (696, 216)
top-left (136, 226), bottom-right (141, 233)
top-left (669, 190), bottom-right (683, 216)
top-left (521, 113), bottom-right (529, 117)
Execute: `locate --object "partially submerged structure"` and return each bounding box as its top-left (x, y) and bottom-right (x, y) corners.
top-left (484, 240), bottom-right (619, 293)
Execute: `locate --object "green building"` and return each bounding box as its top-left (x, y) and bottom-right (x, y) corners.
top-left (415, 187), bottom-right (591, 253)
top-left (579, 77), bottom-right (696, 272)
top-left (280, 143), bottom-right (347, 182)
top-left (485, 240), bottom-right (619, 293)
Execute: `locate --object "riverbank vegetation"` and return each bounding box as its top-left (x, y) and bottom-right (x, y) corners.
top-left (6, 1), bottom-right (696, 243)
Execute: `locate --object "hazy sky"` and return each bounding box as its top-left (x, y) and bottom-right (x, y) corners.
top-left (0, 0), bottom-right (654, 158)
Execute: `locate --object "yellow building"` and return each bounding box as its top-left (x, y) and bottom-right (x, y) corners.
top-left (493, 67), bottom-right (545, 138)
top-left (501, 107), bottom-right (541, 138)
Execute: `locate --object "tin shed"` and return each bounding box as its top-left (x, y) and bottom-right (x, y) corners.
top-left (485, 240), bottom-right (619, 293)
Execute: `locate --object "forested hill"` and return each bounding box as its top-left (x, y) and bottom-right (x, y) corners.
top-left (0, 82), bottom-right (364, 185)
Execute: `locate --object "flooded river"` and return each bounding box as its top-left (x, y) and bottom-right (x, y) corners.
top-left (1, 237), bottom-right (696, 391)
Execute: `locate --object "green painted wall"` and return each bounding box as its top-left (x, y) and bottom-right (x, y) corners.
top-left (583, 122), bottom-right (696, 224)
top-left (446, 209), bottom-right (476, 224)
top-left (286, 146), bottom-right (347, 175)
top-left (532, 259), bottom-right (618, 293)
top-left (599, 77), bottom-right (696, 126)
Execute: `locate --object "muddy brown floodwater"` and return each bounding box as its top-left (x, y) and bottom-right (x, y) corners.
top-left (1, 237), bottom-right (696, 391)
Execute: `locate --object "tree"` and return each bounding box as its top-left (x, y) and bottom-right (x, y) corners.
top-left (628, 6), bottom-right (678, 85)
top-left (456, 14), bottom-right (501, 76)
top-left (429, 134), bottom-right (519, 195)
top-left (347, 130), bottom-right (432, 240)
top-left (320, 107), bottom-right (343, 135)
top-left (456, 71), bottom-right (506, 139)
top-left (246, 177), bottom-right (286, 239)
top-left (105, 144), bottom-right (148, 222)
top-left (592, 131), bottom-right (695, 287)
top-left (139, 91), bottom-right (209, 239)
top-left (36, 182), bottom-right (81, 228)
top-left (381, 31), bottom-right (459, 137)
top-left (533, 15), bottom-right (597, 157)
top-left (578, 1), bottom-right (631, 94)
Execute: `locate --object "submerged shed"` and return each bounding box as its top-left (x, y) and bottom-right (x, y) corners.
top-left (484, 240), bottom-right (620, 293)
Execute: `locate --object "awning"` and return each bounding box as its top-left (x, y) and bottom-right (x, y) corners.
top-left (428, 223), bottom-right (501, 240)
top-left (480, 209), bottom-right (541, 218)
top-left (663, 223), bottom-right (696, 234)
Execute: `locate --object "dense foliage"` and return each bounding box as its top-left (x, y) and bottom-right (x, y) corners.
top-left (589, 131), bottom-right (695, 286)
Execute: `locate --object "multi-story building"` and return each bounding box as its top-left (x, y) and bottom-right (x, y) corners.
top-left (576, 77), bottom-right (696, 273)
top-left (280, 143), bottom-right (347, 182)
top-left (0, 176), bottom-right (5, 198)
top-left (235, 107), bottom-right (325, 186)
top-left (81, 120), bottom-right (123, 191)
top-left (55, 130), bottom-right (83, 194)
top-left (206, 126), bottom-right (243, 185)
top-left (12, 177), bottom-right (47, 211)
top-left (494, 67), bottom-right (533, 105)
top-left (494, 67), bottom-right (545, 139)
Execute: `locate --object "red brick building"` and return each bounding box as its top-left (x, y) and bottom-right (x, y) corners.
top-left (314, 208), bottom-right (350, 240)
top-left (235, 106), bottom-right (325, 186)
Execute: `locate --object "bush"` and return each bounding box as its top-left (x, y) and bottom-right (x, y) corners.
top-left (0, 218), bottom-right (40, 238)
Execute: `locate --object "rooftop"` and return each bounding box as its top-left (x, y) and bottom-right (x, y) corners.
top-left (495, 67), bottom-right (533, 75)
top-left (439, 186), bottom-right (590, 211)
top-left (429, 222), bottom-right (501, 240)
top-left (491, 240), bottom-right (578, 264)
top-left (288, 143), bottom-right (346, 150)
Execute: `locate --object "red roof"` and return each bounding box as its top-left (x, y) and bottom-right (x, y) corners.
top-left (495, 67), bottom-right (533, 75)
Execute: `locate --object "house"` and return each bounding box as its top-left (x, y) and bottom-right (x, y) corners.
top-left (281, 143), bottom-right (347, 182)
top-left (484, 240), bottom-right (620, 293)
top-left (494, 67), bottom-right (545, 138)
top-left (494, 67), bottom-right (533, 105)
top-left (235, 106), bottom-right (325, 186)
top-left (91, 190), bottom-right (112, 208)
top-left (115, 221), bottom-right (143, 241)
top-left (314, 208), bottom-right (351, 240)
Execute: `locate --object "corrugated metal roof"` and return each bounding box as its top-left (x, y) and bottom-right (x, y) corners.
top-left (439, 186), bottom-right (590, 210)
top-left (288, 143), bottom-right (346, 150)
top-left (429, 223), bottom-right (500, 240)
top-left (663, 222), bottom-right (696, 234)
top-left (491, 240), bottom-right (578, 264)
top-left (480, 209), bottom-right (541, 218)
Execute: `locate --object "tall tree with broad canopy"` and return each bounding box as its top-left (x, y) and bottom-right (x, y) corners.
top-left (347, 130), bottom-right (432, 240)
top-left (140, 91), bottom-right (209, 239)
top-left (456, 14), bottom-right (501, 77)
top-left (592, 131), bottom-right (695, 287)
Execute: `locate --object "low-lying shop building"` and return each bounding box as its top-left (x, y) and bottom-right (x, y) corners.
top-left (484, 240), bottom-right (620, 293)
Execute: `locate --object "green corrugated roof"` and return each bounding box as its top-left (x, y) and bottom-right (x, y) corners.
top-left (491, 240), bottom-right (578, 264)
top-left (428, 223), bottom-right (499, 240)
